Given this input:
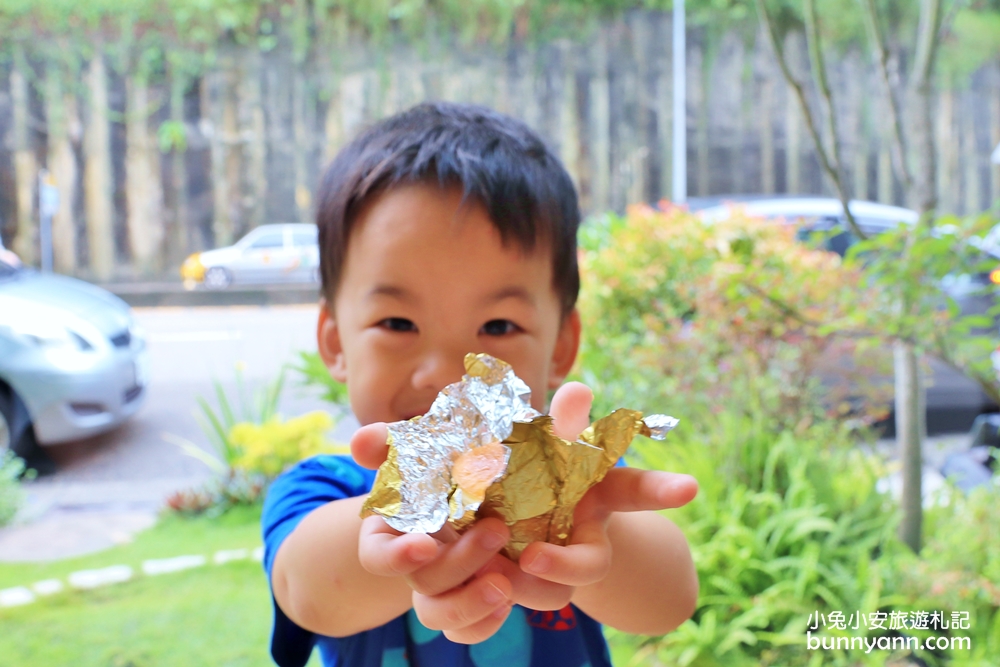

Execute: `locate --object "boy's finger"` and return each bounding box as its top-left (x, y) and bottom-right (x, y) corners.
top-left (412, 571), bottom-right (512, 636)
top-left (585, 468), bottom-right (698, 516)
top-left (351, 423), bottom-right (389, 469)
top-left (548, 382), bottom-right (593, 441)
top-left (406, 518), bottom-right (510, 597)
top-left (442, 603), bottom-right (514, 645)
top-left (358, 515), bottom-right (440, 576)
top-left (517, 519), bottom-right (612, 587)
top-left (477, 555), bottom-right (574, 611)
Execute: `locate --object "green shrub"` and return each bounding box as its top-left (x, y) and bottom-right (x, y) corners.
top-left (0, 451), bottom-right (28, 527)
top-left (608, 417), bottom-right (900, 667)
top-left (885, 483), bottom-right (1000, 666)
top-left (576, 206), bottom-right (891, 433)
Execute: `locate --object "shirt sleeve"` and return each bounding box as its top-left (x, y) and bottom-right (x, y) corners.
top-left (261, 455), bottom-right (377, 667)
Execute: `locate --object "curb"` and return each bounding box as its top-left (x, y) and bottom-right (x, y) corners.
top-left (101, 282), bottom-right (321, 308)
top-left (0, 546), bottom-right (264, 609)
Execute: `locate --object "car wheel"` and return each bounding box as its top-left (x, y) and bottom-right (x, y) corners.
top-left (203, 267), bottom-right (232, 290)
top-left (0, 386), bottom-right (54, 474)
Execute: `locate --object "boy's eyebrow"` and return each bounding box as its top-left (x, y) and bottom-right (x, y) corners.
top-left (483, 286), bottom-right (536, 307)
top-left (366, 284), bottom-right (413, 301)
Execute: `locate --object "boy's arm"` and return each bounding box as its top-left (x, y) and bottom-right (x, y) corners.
top-left (271, 495), bottom-right (516, 640)
top-left (271, 495), bottom-right (409, 636)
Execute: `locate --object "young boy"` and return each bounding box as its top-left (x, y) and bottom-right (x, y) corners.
top-left (262, 102), bottom-right (699, 667)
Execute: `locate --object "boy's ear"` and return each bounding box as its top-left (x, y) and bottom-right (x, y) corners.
top-left (317, 299), bottom-right (348, 383)
top-left (548, 308), bottom-right (582, 390)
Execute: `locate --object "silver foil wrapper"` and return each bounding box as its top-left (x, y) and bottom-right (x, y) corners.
top-left (378, 355), bottom-right (539, 534)
top-left (363, 353), bottom-right (679, 540)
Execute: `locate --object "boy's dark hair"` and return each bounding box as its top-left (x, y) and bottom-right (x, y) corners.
top-left (315, 102), bottom-right (581, 316)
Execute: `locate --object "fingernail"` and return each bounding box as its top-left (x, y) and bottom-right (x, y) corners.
top-left (406, 546), bottom-right (433, 564)
top-left (479, 530), bottom-right (507, 551)
top-left (524, 552), bottom-right (550, 574)
top-left (492, 601), bottom-right (513, 619)
top-left (483, 582), bottom-right (507, 605)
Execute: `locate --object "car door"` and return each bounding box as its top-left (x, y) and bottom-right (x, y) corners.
top-left (230, 228), bottom-right (287, 284)
top-left (288, 227), bottom-right (320, 283)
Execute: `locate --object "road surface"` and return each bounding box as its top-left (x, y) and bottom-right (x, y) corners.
top-left (1, 304), bottom-right (356, 561)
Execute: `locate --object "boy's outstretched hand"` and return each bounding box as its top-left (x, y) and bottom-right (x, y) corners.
top-left (351, 381), bottom-right (698, 641)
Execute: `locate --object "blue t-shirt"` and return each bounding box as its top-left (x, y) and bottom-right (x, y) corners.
top-left (262, 455), bottom-right (614, 667)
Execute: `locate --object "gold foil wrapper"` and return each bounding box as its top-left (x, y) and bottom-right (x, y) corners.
top-left (361, 354), bottom-right (677, 560)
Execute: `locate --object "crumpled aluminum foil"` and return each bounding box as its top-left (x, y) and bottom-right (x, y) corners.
top-left (361, 353), bottom-right (678, 558)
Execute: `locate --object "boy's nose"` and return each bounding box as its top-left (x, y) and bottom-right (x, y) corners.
top-left (410, 349), bottom-right (467, 394)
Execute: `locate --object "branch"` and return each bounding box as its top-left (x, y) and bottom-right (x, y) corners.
top-left (755, 0), bottom-right (866, 240)
top-left (910, 0), bottom-right (944, 93)
top-left (858, 0), bottom-right (913, 191)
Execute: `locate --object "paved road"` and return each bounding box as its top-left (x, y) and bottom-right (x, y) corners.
top-left (1, 304), bottom-right (358, 561)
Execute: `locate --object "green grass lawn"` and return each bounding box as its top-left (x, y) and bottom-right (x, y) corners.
top-left (0, 505), bottom-right (293, 667)
top-left (1, 505), bottom-right (636, 666)
top-left (0, 505), bottom-right (263, 590)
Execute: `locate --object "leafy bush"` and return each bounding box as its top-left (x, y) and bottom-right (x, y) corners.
top-left (576, 205), bottom-right (891, 433)
top-left (609, 420), bottom-right (900, 666)
top-left (0, 451), bottom-right (28, 527)
top-left (195, 364), bottom-right (287, 470)
top-left (169, 361), bottom-right (347, 516)
top-left (580, 205), bottom-right (1000, 665)
top-left (229, 411), bottom-right (347, 477)
top-left (291, 350), bottom-right (349, 405)
top-left (886, 483), bottom-right (1000, 666)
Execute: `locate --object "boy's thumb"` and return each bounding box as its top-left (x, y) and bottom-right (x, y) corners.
top-left (350, 422), bottom-right (390, 469)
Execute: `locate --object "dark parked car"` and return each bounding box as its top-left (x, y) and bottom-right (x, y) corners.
top-left (692, 195), bottom-right (996, 432)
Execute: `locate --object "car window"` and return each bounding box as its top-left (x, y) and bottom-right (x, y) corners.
top-left (291, 230), bottom-right (317, 248)
top-left (247, 232), bottom-right (285, 250)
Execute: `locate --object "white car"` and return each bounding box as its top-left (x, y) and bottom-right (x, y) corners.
top-left (180, 223), bottom-right (320, 290)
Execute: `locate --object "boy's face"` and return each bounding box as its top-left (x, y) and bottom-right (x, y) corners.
top-left (317, 182), bottom-right (580, 426)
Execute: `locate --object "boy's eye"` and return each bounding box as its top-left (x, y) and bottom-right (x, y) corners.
top-left (379, 317), bottom-right (417, 333)
top-left (480, 319), bottom-right (520, 336)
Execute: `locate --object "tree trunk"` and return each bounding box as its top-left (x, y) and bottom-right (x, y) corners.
top-left (656, 22), bottom-right (672, 203)
top-left (894, 341), bottom-right (924, 552)
top-left (589, 32), bottom-right (611, 213)
top-left (45, 62), bottom-right (79, 274)
top-left (895, 0), bottom-right (942, 555)
top-left (759, 77), bottom-right (775, 194)
top-left (204, 47), bottom-right (241, 248)
top-left (125, 72), bottom-right (165, 274)
top-left (937, 87), bottom-right (956, 214)
top-left (11, 49), bottom-right (36, 265)
top-left (166, 58), bottom-right (190, 265)
top-left (84, 52), bottom-right (115, 281)
top-left (785, 93), bottom-right (802, 192)
top-left (962, 91), bottom-right (980, 215)
top-left (783, 33), bottom-right (804, 194)
top-left (293, 65), bottom-right (312, 223)
top-left (243, 47), bottom-right (267, 230)
top-left (558, 47), bottom-right (582, 194)
top-left (991, 64), bottom-right (1000, 214)
top-left (694, 45), bottom-right (709, 197)
top-left (878, 142), bottom-right (893, 204)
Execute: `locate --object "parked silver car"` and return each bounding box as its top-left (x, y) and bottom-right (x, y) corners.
top-left (180, 223), bottom-right (319, 289)
top-left (0, 255), bottom-right (148, 458)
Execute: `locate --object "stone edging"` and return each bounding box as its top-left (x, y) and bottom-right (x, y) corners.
top-left (0, 546), bottom-right (264, 608)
